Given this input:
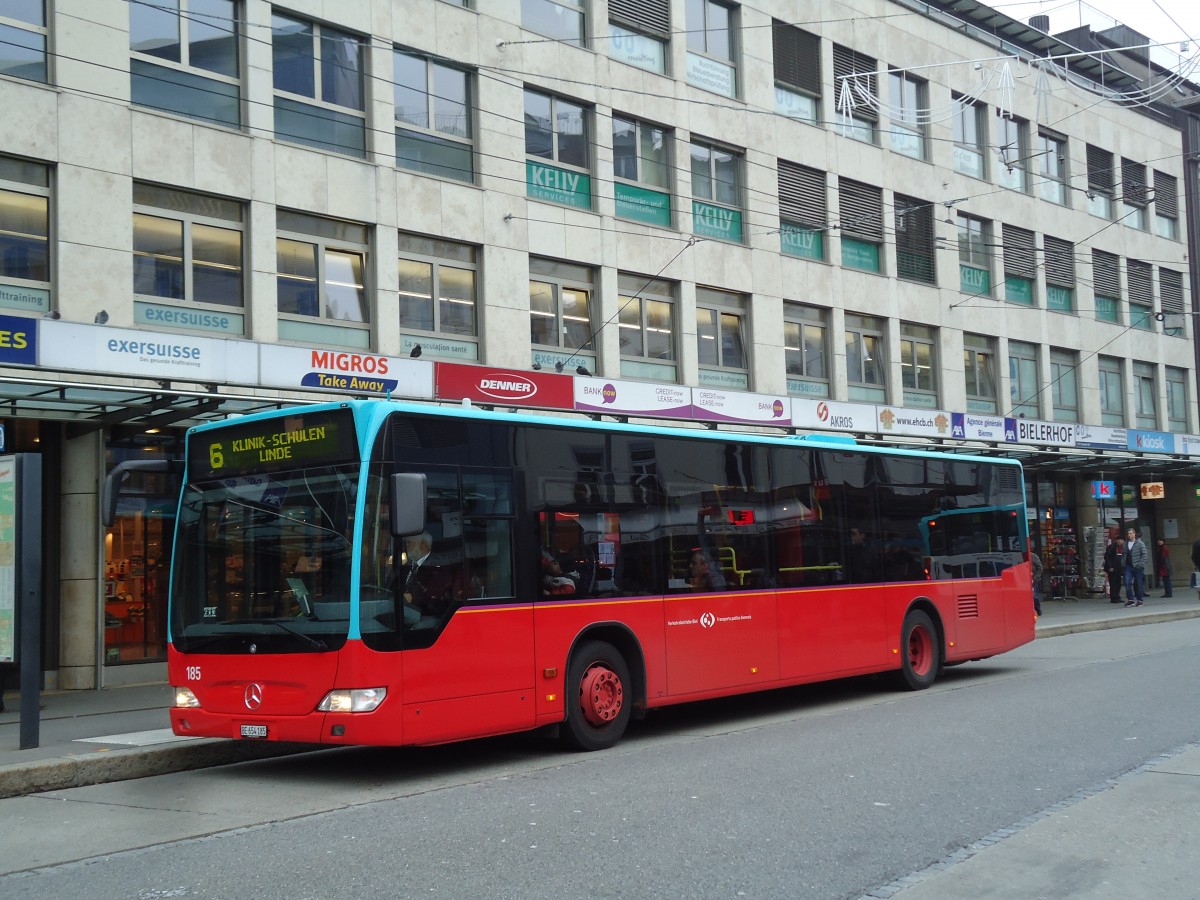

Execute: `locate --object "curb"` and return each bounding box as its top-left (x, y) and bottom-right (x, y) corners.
top-left (1036, 607), bottom-right (1200, 639)
top-left (0, 739), bottom-right (313, 800)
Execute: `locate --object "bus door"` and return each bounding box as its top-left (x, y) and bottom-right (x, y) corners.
top-left (662, 493), bottom-right (778, 696)
top-left (772, 449), bottom-right (889, 679)
top-left (365, 464), bottom-right (533, 744)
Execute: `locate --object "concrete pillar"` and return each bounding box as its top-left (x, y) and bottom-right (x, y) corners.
top-left (58, 430), bottom-right (101, 689)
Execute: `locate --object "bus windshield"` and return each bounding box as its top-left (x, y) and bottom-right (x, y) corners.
top-left (170, 463), bottom-right (359, 653)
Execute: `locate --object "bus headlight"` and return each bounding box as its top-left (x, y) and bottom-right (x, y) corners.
top-left (317, 687), bottom-right (387, 713)
top-left (174, 687), bottom-right (201, 708)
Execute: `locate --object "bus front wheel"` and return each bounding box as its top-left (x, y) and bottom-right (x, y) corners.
top-left (899, 609), bottom-right (940, 691)
top-left (562, 640), bottom-right (631, 751)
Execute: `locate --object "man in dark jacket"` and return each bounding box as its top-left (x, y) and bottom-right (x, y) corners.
top-left (1103, 535), bottom-right (1125, 604)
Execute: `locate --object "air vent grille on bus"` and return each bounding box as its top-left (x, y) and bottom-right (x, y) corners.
top-left (994, 467), bottom-right (1022, 492)
top-left (958, 595), bottom-right (980, 618)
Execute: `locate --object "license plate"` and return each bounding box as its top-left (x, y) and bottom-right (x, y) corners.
top-left (240, 724), bottom-right (268, 739)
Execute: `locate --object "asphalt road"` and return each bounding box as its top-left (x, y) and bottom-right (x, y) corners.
top-left (2, 620), bottom-right (1197, 899)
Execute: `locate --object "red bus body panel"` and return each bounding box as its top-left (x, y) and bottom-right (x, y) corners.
top-left (170, 565), bottom-right (1034, 747)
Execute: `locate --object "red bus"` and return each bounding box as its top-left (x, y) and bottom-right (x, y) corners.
top-left (105, 400), bottom-right (1035, 751)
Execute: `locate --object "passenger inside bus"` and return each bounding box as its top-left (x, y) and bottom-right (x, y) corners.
top-left (688, 549), bottom-right (715, 591)
top-left (541, 549), bottom-right (579, 596)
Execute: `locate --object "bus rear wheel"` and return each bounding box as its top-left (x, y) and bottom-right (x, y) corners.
top-left (899, 609), bottom-right (940, 691)
top-left (562, 640), bottom-right (631, 751)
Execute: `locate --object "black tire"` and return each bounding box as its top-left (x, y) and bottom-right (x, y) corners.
top-left (898, 609), bottom-right (940, 691)
top-left (561, 640), bottom-right (631, 751)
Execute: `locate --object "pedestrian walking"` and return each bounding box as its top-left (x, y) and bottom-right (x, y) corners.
top-left (1192, 537), bottom-right (1200, 601)
top-left (1030, 543), bottom-right (1043, 616)
top-left (1103, 533), bottom-right (1125, 603)
top-left (1156, 539), bottom-right (1173, 598)
top-left (1124, 528), bottom-right (1148, 607)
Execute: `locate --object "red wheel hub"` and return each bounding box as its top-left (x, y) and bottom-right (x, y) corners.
top-left (908, 626), bottom-right (933, 676)
top-left (579, 663), bottom-right (624, 727)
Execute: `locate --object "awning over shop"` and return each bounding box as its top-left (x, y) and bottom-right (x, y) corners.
top-left (0, 374), bottom-right (299, 434)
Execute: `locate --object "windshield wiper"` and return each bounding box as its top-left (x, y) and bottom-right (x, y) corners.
top-left (244, 618), bottom-right (329, 650)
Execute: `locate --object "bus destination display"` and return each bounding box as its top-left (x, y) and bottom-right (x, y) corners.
top-left (189, 408), bottom-right (358, 480)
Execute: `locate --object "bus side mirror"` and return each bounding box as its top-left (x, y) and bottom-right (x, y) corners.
top-left (389, 472), bottom-right (427, 537)
top-left (102, 459), bottom-right (181, 527)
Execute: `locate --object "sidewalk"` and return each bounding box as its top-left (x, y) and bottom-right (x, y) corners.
top-left (2, 593), bottom-right (1198, 802)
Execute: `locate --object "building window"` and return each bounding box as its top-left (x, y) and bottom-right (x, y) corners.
top-left (1037, 131), bottom-right (1068, 206)
top-left (0, 155), bottom-right (50, 315)
top-left (1133, 362), bottom-right (1156, 429)
top-left (1008, 340), bottom-right (1039, 419)
top-left (1154, 170), bottom-right (1179, 239)
top-left (133, 183), bottom-right (244, 334)
top-left (609, 0), bottom-right (668, 74)
top-left (130, 0), bottom-right (240, 128)
top-left (952, 95), bottom-right (986, 178)
top-left (784, 303), bottom-right (828, 398)
top-left (271, 13), bottom-right (365, 157)
top-left (1098, 356), bottom-right (1124, 427)
top-left (773, 20), bottom-right (820, 123)
top-left (524, 89), bottom-right (591, 209)
top-left (900, 323), bottom-right (937, 407)
top-left (1127, 259), bottom-right (1154, 331)
top-left (996, 114), bottom-right (1029, 192)
top-left (0, 0), bottom-right (47, 82)
top-left (393, 49), bottom-right (473, 183)
top-left (529, 258), bottom-right (595, 372)
top-left (612, 115), bottom-right (671, 226)
top-left (964, 333), bottom-right (997, 414)
top-left (1121, 159), bottom-right (1148, 231)
top-left (1049, 348), bottom-right (1079, 423)
top-left (1166, 367), bottom-right (1187, 432)
top-left (1092, 249), bottom-right (1120, 324)
top-left (833, 44), bottom-right (876, 143)
top-left (1085, 145), bottom-right (1114, 219)
top-left (276, 211), bottom-right (370, 349)
top-left (1159, 268), bottom-right (1184, 337)
top-left (1002, 224), bottom-right (1036, 305)
top-left (685, 0), bottom-right (737, 98)
top-left (957, 214), bottom-right (991, 296)
top-left (778, 160), bottom-right (825, 261)
top-left (888, 70), bottom-right (927, 160)
top-left (522, 0), bottom-right (585, 48)
top-left (894, 195), bottom-right (935, 285)
top-left (690, 139), bottom-right (743, 242)
top-left (839, 178), bottom-right (883, 273)
top-left (398, 234), bottom-right (478, 360)
top-left (1043, 236), bottom-right (1075, 312)
top-left (696, 287), bottom-right (748, 389)
top-left (617, 272), bottom-right (676, 381)
top-left (845, 313), bottom-right (885, 402)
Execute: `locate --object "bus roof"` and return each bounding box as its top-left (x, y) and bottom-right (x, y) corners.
top-left (187, 398), bottom-right (1023, 470)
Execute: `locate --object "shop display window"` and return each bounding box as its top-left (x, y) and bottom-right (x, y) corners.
top-left (103, 428), bottom-right (182, 663)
